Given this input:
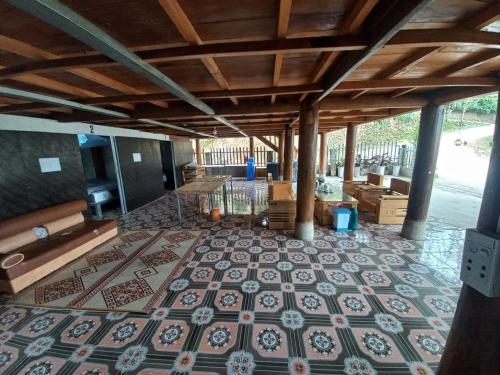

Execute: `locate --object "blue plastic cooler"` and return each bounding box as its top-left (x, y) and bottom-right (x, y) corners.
top-left (246, 157), bottom-right (256, 181)
top-left (332, 207), bottom-right (351, 232)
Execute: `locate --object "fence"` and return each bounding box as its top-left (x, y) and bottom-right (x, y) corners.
top-left (328, 141), bottom-right (416, 169)
top-left (198, 147), bottom-right (278, 167)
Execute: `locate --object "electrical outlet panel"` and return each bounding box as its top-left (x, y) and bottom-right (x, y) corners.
top-left (460, 229), bottom-right (500, 297)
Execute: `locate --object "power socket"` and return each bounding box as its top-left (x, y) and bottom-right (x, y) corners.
top-left (460, 229), bottom-right (500, 297)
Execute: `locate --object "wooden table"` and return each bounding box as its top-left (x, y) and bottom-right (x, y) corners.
top-left (175, 175), bottom-right (233, 218)
top-left (314, 189), bottom-right (359, 226)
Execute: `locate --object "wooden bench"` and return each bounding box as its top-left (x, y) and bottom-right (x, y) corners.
top-left (343, 172), bottom-right (384, 195)
top-left (268, 181), bottom-right (296, 230)
top-left (356, 178), bottom-right (411, 224)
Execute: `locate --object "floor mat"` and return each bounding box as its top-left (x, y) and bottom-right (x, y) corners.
top-left (10, 229), bottom-right (202, 312)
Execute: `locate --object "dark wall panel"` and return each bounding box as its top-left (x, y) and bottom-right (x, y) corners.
top-left (116, 137), bottom-right (165, 211)
top-left (173, 138), bottom-right (194, 187)
top-left (160, 141), bottom-right (176, 190)
top-left (0, 131), bottom-right (87, 220)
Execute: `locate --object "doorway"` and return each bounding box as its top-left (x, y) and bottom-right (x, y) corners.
top-left (78, 134), bottom-right (125, 218)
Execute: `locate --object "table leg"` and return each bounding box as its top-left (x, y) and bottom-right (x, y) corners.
top-left (230, 177), bottom-right (233, 214)
top-left (176, 193), bottom-right (182, 221)
top-left (95, 204), bottom-right (103, 218)
top-left (223, 183), bottom-right (227, 214)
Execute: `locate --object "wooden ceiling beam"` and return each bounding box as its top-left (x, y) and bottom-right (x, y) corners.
top-left (432, 50), bottom-right (500, 77)
top-left (2, 29), bottom-right (497, 79)
top-left (256, 136), bottom-right (280, 151)
top-left (337, 76), bottom-right (497, 91)
top-left (388, 29), bottom-right (500, 49)
top-left (382, 5), bottom-right (500, 100)
top-left (462, 2), bottom-right (500, 30)
top-left (55, 94), bottom-right (427, 123)
top-left (0, 84), bottom-right (320, 114)
top-left (320, 94), bottom-right (428, 110)
top-left (0, 35), bottom-right (163, 109)
top-left (348, 46), bottom-right (439, 99)
top-left (0, 35), bottom-right (366, 79)
top-left (380, 47), bottom-right (441, 79)
top-left (341, 0), bottom-right (380, 33)
top-left (433, 85), bottom-right (499, 106)
top-left (271, 0), bottom-right (293, 104)
top-left (54, 100), bottom-right (301, 123)
top-left (301, 0), bottom-right (378, 102)
top-left (158, 0), bottom-right (238, 105)
top-left (315, 0), bottom-right (433, 104)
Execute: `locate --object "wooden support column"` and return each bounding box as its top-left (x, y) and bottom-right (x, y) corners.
top-left (195, 138), bottom-right (202, 165)
top-left (401, 103), bottom-right (444, 240)
top-left (295, 99), bottom-right (319, 240)
top-left (439, 89), bottom-right (500, 375)
top-left (319, 132), bottom-right (327, 176)
top-left (279, 131), bottom-right (285, 179)
top-left (249, 136), bottom-right (255, 158)
top-left (283, 128), bottom-right (294, 180)
top-left (344, 124), bottom-right (357, 181)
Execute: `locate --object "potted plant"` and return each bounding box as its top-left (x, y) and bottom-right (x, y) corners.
top-left (354, 154), bottom-right (361, 177)
top-left (376, 153), bottom-right (389, 175)
top-left (337, 158), bottom-right (345, 178)
top-left (316, 175), bottom-right (325, 190)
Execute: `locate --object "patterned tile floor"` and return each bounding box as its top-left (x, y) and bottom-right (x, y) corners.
top-left (0, 179), bottom-right (465, 374)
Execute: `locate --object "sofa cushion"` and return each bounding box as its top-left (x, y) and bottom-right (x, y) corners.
top-left (0, 219), bottom-right (117, 281)
top-left (0, 230), bottom-right (37, 254)
top-left (0, 200), bottom-right (87, 241)
top-left (45, 213), bottom-right (85, 235)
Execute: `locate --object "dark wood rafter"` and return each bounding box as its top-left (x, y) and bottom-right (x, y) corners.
top-left (271, 0), bottom-right (293, 104)
top-left (314, 0), bottom-right (434, 104)
top-left (256, 136), bottom-right (279, 152)
top-left (461, 2), bottom-right (500, 30)
top-left (2, 76), bottom-right (495, 115)
top-left (158, 0), bottom-right (238, 105)
top-left (0, 35), bottom-right (166, 110)
top-left (383, 4), bottom-right (500, 98)
top-left (302, 0), bottom-right (379, 101)
top-left (0, 30), bottom-right (498, 79)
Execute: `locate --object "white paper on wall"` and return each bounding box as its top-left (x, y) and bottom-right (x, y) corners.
top-left (39, 157), bottom-right (62, 173)
top-left (133, 153), bottom-right (142, 162)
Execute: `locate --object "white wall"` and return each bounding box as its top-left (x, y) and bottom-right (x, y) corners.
top-left (0, 114), bottom-right (170, 141)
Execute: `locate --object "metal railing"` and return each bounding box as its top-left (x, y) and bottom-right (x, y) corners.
top-left (197, 146), bottom-right (278, 167)
top-left (328, 141), bottom-right (416, 169)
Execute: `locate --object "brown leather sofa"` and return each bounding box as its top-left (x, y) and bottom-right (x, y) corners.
top-left (0, 200), bottom-right (117, 294)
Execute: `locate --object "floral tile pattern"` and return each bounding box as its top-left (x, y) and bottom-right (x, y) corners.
top-left (0, 179), bottom-right (466, 374)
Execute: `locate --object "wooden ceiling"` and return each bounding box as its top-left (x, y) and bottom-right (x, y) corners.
top-left (0, 0), bottom-right (498, 138)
